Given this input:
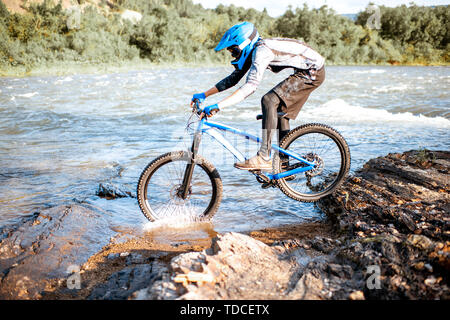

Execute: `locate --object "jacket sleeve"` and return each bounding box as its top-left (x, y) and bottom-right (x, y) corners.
top-left (239, 45), bottom-right (274, 98)
top-left (216, 46), bottom-right (275, 110)
top-left (214, 56), bottom-right (253, 92)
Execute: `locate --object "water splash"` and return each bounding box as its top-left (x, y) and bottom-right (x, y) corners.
top-left (142, 203), bottom-right (209, 231)
top-left (303, 99), bottom-right (450, 127)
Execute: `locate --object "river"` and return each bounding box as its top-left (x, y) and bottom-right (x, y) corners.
top-left (0, 65), bottom-right (449, 244)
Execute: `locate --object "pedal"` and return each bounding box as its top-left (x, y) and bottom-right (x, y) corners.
top-left (261, 182), bottom-right (272, 189)
top-left (251, 170), bottom-right (271, 184)
top-left (261, 181), bottom-right (276, 189)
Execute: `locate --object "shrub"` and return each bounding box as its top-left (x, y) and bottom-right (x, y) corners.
top-left (0, 0), bottom-right (447, 70)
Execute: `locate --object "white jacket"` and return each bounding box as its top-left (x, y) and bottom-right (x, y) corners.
top-left (215, 38), bottom-right (325, 109)
top-left (242, 38), bottom-right (325, 97)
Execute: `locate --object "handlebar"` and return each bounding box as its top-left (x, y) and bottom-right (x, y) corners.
top-left (191, 99), bottom-right (202, 115)
top-left (191, 100), bottom-right (219, 118)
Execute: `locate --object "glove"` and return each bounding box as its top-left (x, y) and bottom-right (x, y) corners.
top-left (191, 92), bottom-right (206, 104)
top-left (202, 104), bottom-right (220, 117)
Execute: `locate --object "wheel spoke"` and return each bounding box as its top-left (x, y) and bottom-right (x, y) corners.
top-left (137, 152), bottom-right (221, 221)
top-left (276, 125), bottom-right (350, 201)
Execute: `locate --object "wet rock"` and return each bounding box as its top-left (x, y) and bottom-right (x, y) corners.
top-left (309, 236), bottom-right (335, 253)
top-left (125, 253), bottom-right (146, 265)
top-left (288, 270), bottom-right (324, 300)
top-left (0, 203), bottom-right (112, 299)
top-left (327, 263), bottom-right (353, 279)
top-left (407, 235), bottom-right (435, 250)
top-left (380, 241), bottom-right (401, 264)
top-left (318, 150), bottom-right (450, 300)
top-left (88, 261), bottom-right (167, 300)
top-left (131, 274), bottom-right (179, 300)
top-left (424, 263), bottom-right (433, 273)
top-left (96, 182), bottom-right (135, 199)
top-left (173, 232), bottom-right (301, 300)
top-left (107, 253), bottom-right (120, 260)
top-left (133, 232), bottom-right (308, 300)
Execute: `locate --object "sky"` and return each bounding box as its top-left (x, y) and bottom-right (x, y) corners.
top-left (192, 0), bottom-right (449, 16)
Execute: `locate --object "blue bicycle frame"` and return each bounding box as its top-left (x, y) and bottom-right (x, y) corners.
top-left (195, 117), bottom-right (316, 180)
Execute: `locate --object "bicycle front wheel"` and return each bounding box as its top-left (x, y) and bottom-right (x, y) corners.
top-left (273, 123), bottom-right (350, 202)
top-left (137, 151), bottom-right (222, 222)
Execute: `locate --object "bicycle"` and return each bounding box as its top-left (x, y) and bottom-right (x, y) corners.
top-left (137, 101), bottom-right (350, 222)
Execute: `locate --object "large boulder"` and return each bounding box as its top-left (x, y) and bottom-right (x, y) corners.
top-left (318, 150), bottom-right (449, 299)
top-left (0, 203), bottom-right (112, 299)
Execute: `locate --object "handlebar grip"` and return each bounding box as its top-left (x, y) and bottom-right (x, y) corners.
top-left (192, 99), bottom-right (200, 108)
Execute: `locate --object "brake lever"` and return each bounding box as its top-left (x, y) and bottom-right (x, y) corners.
top-left (191, 99), bottom-right (202, 114)
top-left (209, 109), bottom-right (219, 116)
top-left (200, 108), bottom-right (219, 120)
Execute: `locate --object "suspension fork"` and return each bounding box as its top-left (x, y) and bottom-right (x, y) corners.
top-left (178, 118), bottom-right (204, 199)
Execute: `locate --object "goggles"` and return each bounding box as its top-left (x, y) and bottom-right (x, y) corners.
top-left (227, 45), bottom-right (242, 59)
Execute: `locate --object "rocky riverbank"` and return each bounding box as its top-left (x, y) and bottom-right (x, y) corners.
top-left (0, 149), bottom-right (448, 300)
top-left (317, 149), bottom-right (450, 299)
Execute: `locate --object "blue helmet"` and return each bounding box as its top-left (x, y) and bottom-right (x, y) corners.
top-left (215, 22), bottom-right (260, 70)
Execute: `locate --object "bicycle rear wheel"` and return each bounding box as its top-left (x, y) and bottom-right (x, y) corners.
top-left (273, 123), bottom-right (350, 202)
top-left (137, 151), bottom-right (222, 222)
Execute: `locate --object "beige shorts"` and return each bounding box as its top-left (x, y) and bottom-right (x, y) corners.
top-left (272, 66), bottom-right (325, 120)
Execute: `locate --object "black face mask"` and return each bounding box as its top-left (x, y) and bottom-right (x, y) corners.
top-left (227, 45), bottom-right (242, 59)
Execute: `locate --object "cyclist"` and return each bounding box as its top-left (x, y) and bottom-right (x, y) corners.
top-left (191, 21), bottom-right (325, 171)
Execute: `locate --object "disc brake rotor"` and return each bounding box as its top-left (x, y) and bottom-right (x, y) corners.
top-left (171, 185), bottom-right (191, 204)
top-left (304, 153), bottom-right (324, 178)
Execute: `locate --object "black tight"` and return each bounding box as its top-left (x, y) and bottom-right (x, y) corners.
top-left (258, 90), bottom-right (290, 159)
